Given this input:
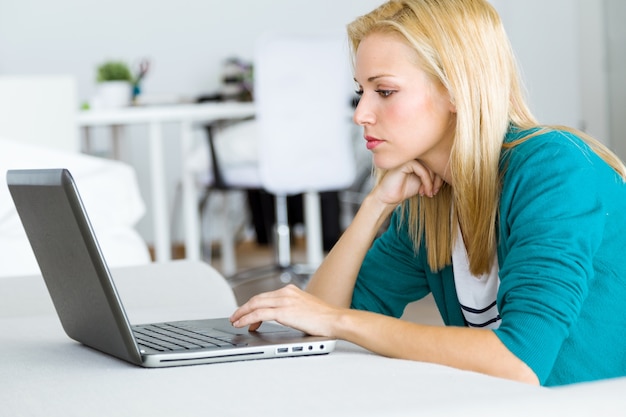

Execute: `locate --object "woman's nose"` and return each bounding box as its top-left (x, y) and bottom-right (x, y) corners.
top-left (353, 96), bottom-right (374, 126)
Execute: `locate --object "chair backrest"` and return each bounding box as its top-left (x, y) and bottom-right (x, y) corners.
top-left (254, 34), bottom-right (357, 195)
top-left (0, 75), bottom-right (79, 152)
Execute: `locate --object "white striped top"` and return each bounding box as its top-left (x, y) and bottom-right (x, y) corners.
top-left (451, 225), bottom-right (501, 329)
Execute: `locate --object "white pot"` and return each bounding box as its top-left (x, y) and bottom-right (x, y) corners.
top-left (95, 81), bottom-right (132, 109)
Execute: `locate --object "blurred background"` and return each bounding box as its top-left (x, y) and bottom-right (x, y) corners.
top-left (1, 0), bottom-right (624, 256)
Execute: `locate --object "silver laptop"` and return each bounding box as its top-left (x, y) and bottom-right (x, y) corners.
top-left (6, 168), bottom-right (335, 367)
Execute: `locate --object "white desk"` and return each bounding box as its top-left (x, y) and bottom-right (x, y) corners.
top-left (3, 260), bottom-right (625, 416)
top-left (77, 102), bottom-right (256, 263)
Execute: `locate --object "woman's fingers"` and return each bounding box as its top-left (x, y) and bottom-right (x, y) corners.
top-left (376, 159), bottom-right (444, 204)
top-left (229, 285), bottom-right (337, 337)
top-left (433, 173), bottom-right (444, 195)
top-left (230, 290), bottom-right (279, 326)
top-left (404, 159), bottom-right (434, 192)
top-left (230, 285), bottom-right (302, 327)
top-left (248, 322), bottom-right (262, 332)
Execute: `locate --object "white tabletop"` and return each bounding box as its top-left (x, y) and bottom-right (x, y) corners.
top-left (1, 261), bottom-right (624, 416)
top-left (76, 101), bottom-right (256, 125)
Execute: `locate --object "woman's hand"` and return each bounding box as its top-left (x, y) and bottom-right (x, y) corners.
top-left (374, 159), bottom-right (445, 206)
top-left (230, 284), bottom-right (341, 336)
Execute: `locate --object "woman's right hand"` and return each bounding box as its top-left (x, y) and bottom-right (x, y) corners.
top-left (230, 284), bottom-right (341, 336)
top-left (373, 159), bottom-right (444, 206)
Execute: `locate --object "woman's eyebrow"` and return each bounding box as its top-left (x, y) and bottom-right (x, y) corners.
top-left (368, 74), bottom-right (392, 82)
top-left (354, 74), bottom-right (394, 83)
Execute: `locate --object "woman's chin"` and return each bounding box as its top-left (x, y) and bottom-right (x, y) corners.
top-left (372, 156), bottom-right (409, 171)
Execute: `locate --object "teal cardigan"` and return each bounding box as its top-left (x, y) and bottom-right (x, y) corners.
top-left (351, 127), bottom-right (626, 386)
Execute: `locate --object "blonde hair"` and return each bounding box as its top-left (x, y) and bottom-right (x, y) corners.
top-left (348, 0), bottom-right (626, 274)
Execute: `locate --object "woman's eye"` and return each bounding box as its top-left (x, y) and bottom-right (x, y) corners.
top-left (354, 89), bottom-right (364, 96)
top-left (375, 89), bottom-right (395, 97)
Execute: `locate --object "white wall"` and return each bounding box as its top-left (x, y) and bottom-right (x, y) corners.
top-left (0, 0), bottom-right (612, 245)
top-left (0, 0), bottom-right (381, 103)
top-left (1, 0), bottom-right (588, 124)
top-left (492, 0), bottom-right (625, 153)
top-left (579, 0), bottom-right (610, 143)
top-left (490, 0), bottom-right (582, 129)
top-left (606, 0), bottom-right (626, 161)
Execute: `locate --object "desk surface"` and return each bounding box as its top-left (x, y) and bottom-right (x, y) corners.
top-left (76, 101), bottom-right (256, 125)
top-left (1, 261), bottom-right (624, 416)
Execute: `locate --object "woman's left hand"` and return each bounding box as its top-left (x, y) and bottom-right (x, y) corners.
top-left (229, 284), bottom-right (341, 336)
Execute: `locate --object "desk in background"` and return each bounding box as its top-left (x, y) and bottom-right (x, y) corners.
top-left (77, 102), bottom-right (256, 263)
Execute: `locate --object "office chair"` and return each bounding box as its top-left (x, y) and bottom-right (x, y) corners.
top-left (192, 34), bottom-right (356, 285)
top-left (196, 117), bottom-right (260, 276)
top-left (225, 33), bottom-right (356, 286)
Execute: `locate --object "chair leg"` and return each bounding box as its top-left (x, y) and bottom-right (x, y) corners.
top-left (303, 191), bottom-right (324, 268)
top-left (199, 189), bottom-right (238, 275)
top-left (225, 193), bottom-right (313, 289)
top-left (198, 189), bottom-right (212, 264)
top-left (273, 193), bottom-right (291, 268)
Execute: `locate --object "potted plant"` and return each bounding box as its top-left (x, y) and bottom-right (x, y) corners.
top-left (95, 60), bottom-right (134, 108)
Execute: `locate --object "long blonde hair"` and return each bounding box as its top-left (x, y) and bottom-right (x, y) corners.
top-left (348, 0), bottom-right (626, 275)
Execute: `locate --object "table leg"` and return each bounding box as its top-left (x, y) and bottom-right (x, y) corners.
top-left (149, 121), bottom-right (171, 262)
top-left (219, 191), bottom-right (237, 276)
top-left (111, 124), bottom-right (122, 160)
top-left (81, 126), bottom-right (92, 154)
top-left (180, 120), bottom-right (201, 261)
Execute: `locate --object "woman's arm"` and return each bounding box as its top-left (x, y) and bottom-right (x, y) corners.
top-left (230, 160), bottom-right (539, 384)
top-left (336, 309), bottom-right (539, 384)
top-left (231, 284), bottom-right (538, 384)
top-left (306, 159), bottom-right (442, 307)
top-left (231, 159), bottom-right (431, 329)
top-left (304, 191), bottom-right (395, 307)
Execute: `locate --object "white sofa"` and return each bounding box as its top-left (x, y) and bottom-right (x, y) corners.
top-left (0, 138), bottom-right (151, 277)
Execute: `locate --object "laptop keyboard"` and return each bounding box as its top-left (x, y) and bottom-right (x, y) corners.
top-left (133, 322), bottom-right (246, 352)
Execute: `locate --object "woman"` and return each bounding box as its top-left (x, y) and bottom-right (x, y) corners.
top-left (231, 0), bottom-right (626, 386)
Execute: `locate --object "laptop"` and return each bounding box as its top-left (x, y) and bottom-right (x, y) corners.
top-left (6, 168), bottom-right (335, 367)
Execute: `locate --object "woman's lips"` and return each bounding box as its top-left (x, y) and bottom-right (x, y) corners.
top-left (365, 136), bottom-right (384, 150)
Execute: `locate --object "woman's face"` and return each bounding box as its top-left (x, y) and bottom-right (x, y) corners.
top-left (353, 32), bottom-right (456, 179)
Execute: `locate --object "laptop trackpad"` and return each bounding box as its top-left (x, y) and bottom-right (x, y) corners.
top-left (215, 321), bottom-right (297, 336)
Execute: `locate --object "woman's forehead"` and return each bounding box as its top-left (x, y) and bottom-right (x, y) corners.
top-left (354, 33), bottom-right (423, 81)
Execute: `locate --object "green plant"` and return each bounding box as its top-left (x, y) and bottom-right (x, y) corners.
top-left (96, 60), bottom-right (133, 83)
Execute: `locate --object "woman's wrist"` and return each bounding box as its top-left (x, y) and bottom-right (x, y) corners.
top-left (359, 192), bottom-right (397, 230)
top-left (328, 307), bottom-right (357, 340)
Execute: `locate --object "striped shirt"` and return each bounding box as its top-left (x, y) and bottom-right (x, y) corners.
top-left (452, 226), bottom-right (501, 329)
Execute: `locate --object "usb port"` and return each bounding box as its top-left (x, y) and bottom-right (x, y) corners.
top-left (277, 347), bottom-right (289, 353)
top-left (292, 346), bottom-right (304, 352)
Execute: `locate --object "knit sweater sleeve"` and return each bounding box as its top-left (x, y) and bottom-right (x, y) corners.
top-left (494, 129), bottom-right (606, 384)
top-left (351, 210), bottom-right (431, 318)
